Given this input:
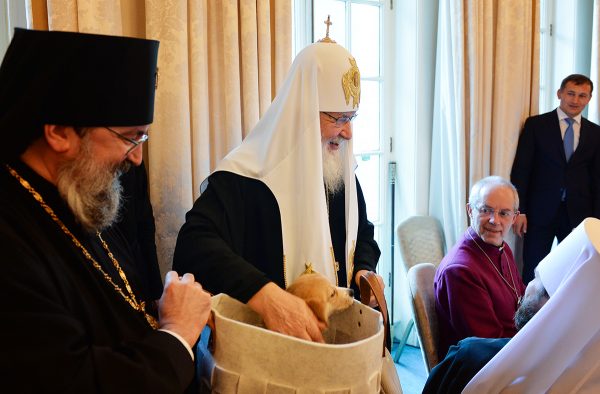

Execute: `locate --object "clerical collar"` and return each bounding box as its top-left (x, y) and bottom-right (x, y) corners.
top-left (467, 227), bottom-right (505, 254)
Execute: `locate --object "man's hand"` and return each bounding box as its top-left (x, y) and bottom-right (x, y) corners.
top-left (355, 269), bottom-right (385, 308)
top-left (158, 271), bottom-right (212, 347)
top-left (247, 282), bottom-right (325, 343)
top-left (513, 214), bottom-right (527, 237)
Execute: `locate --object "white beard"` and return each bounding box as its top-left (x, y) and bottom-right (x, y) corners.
top-left (56, 135), bottom-right (128, 233)
top-left (322, 139), bottom-right (345, 195)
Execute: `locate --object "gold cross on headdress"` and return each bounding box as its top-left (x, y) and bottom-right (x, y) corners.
top-left (318, 15), bottom-right (336, 43)
top-left (324, 15), bottom-right (332, 38)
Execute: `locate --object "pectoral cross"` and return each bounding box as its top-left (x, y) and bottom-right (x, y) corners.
top-left (304, 262), bottom-right (315, 274)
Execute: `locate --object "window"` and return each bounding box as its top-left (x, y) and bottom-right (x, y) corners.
top-left (0, 0), bottom-right (28, 58)
top-left (539, 0), bottom-right (594, 115)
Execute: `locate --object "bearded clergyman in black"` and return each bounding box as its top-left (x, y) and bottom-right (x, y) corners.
top-left (0, 29), bottom-right (211, 392)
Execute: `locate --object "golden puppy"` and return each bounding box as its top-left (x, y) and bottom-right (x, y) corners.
top-left (287, 272), bottom-right (354, 327)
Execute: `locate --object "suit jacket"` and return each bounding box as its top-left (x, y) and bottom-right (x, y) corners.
top-left (511, 109), bottom-right (600, 227)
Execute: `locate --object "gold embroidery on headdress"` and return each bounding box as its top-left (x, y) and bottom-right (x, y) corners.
top-left (342, 58), bottom-right (360, 108)
top-left (155, 67), bottom-right (159, 90)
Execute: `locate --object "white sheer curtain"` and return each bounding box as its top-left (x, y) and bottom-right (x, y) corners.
top-left (429, 0), bottom-right (539, 247)
top-left (589, 0), bottom-right (600, 124)
top-left (429, 0), bottom-right (468, 248)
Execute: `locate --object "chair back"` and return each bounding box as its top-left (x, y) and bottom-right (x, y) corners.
top-left (396, 216), bottom-right (445, 271)
top-left (407, 263), bottom-right (439, 372)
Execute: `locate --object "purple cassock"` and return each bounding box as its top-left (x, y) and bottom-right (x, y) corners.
top-left (434, 227), bottom-right (526, 359)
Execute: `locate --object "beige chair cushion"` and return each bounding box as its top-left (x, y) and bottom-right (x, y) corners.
top-left (408, 262), bottom-right (440, 372)
top-left (397, 216), bottom-right (445, 271)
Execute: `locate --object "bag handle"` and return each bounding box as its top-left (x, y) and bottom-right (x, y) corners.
top-left (359, 271), bottom-right (390, 356)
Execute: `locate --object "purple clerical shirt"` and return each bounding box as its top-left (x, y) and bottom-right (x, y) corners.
top-left (434, 227), bottom-right (526, 359)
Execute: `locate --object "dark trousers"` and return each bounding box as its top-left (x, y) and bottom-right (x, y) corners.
top-left (522, 202), bottom-right (572, 283)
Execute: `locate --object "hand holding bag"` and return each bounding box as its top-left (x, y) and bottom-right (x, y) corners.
top-left (360, 272), bottom-right (403, 394)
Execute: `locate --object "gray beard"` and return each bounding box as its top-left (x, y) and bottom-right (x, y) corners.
top-left (514, 286), bottom-right (549, 331)
top-left (56, 136), bottom-right (128, 233)
top-left (322, 139), bottom-right (345, 195)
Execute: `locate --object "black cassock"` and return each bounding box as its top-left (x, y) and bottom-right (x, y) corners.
top-left (173, 171), bottom-right (380, 302)
top-left (116, 162), bottom-right (163, 302)
top-left (0, 162), bottom-right (193, 393)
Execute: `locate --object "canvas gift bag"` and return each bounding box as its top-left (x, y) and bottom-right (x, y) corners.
top-left (197, 293), bottom-right (388, 393)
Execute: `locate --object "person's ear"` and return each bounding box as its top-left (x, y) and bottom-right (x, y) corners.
top-left (43, 125), bottom-right (78, 153)
top-left (466, 203), bottom-right (473, 218)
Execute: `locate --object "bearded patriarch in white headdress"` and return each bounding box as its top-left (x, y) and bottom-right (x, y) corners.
top-left (174, 26), bottom-right (380, 322)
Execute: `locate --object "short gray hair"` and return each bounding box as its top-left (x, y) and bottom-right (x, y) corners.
top-left (468, 176), bottom-right (519, 211)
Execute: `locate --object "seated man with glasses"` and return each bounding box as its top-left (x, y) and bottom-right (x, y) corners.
top-left (174, 30), bottom-right (381, 343)
top-left (434, 176), bottom-right (526, 359)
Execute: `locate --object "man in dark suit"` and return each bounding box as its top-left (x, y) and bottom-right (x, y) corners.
top-left (511, 74), bottom-right (600, 283)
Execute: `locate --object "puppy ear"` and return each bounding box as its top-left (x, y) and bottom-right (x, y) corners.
top-left (306, 299), bottom-right (329, 327)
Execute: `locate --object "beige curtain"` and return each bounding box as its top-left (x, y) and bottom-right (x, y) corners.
top-left (30, 0), bottom-right (292, 276)
top-left (430, 0), bottom-right (539, 248)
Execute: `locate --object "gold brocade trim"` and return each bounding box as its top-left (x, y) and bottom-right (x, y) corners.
top-left (283, 254), bottom-right (288, 288)
top-left (347, 240), bottom-right (356, 286)
top-left (342, 58), bottom-right (360, 109)
top-left (330, 246), bottom-right (338, 286)
top-left (5, 165), bottom-right (159, 329)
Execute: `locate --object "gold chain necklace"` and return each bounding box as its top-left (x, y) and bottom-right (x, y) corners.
top-left (467, 229), bottom-right (522, 306)
top-left (6, 164), bottom-right (159, 329)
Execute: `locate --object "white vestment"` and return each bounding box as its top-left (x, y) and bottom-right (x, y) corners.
top-left (464, 217), bottom-right (600, 393)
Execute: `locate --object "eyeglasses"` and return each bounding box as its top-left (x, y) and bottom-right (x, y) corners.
top-left (473, 205), bottom-right (518, 219)
top-left (103, 127), bottom-right (149, 155)
top-left (322, 112), bottom-right (358, 125)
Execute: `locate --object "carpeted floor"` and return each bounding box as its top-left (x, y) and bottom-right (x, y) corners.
top-left (393, 343), bottom-right (427, 394)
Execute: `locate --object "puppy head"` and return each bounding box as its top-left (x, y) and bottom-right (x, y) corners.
top-left (287, 272), bottom-right (354, 326)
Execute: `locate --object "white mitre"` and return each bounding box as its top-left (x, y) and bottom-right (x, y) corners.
top-left (213, 29), bottom-right (361, 287)
top-left (464, 217), bottom-right (600, 393)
